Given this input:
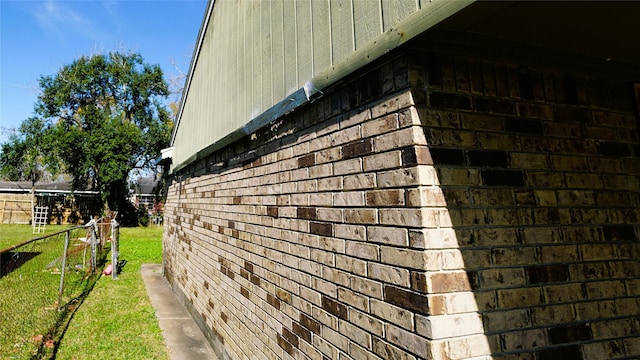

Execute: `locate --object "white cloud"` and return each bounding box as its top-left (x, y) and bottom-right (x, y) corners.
top-left (32, 0), bottom-right (112, 44)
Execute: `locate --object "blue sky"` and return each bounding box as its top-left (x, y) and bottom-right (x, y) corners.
top-left (0, 0), bottom-right (208, 144)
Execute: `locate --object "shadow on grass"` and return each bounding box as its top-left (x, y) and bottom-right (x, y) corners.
top-left (0, 251), bottom-right (42, 278)
top-left (32, 261), bottom-right (107, 360)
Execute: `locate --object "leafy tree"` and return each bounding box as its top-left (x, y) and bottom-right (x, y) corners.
top-left (0, 52), bottom-right (172, 219)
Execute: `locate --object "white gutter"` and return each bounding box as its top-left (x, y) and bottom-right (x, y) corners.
top-left (170, 0), bottom-right (475, 174)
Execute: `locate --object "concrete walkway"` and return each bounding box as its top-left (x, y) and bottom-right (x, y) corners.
top-left (141, 264), bottom-right (217, 360)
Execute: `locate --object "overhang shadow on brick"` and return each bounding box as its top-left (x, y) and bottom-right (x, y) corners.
top-left (413, 42), bottom-right (640, 358)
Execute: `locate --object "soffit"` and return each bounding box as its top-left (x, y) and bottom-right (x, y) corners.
top-left (433, 1), bottom-right (640, 66)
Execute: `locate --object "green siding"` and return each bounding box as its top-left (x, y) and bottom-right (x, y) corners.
top-left (172, 0), bottom-right (441, 169)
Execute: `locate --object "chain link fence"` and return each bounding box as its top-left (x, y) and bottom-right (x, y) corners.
top-left (0, 217), bottom-right (119, 359)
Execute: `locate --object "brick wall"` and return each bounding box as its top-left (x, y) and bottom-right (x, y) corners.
top-left (163, 45), bottom-right (640, 359)
top-left (413, 49), bottom-right (640, 359)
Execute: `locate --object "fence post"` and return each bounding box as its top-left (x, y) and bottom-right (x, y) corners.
top-left (87, 219), bottom-right (97, 271)
top-left (111, 219), bottom-right (119, 280)
top-left (57, 231), bottom-right (70, 312)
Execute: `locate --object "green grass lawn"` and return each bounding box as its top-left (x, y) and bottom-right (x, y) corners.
top-left (0, 225), bottom-right (169, 360)
top-left (0, 224), bottom-right (71, 250)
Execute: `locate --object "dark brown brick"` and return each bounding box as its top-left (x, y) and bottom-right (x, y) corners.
top-left (277, 334), bottom-right (294, 355)
top-left (220, 312), bottom-right (228, 323)
top-left (549, 324), bottom-right (592, 344)
top-left (562, 72), bottom-right (578, 105)
top-left (282, 327), bottom-right (300, 348)
top-left (400, 146), bottom-right (433, 166)
top-left (401, 147), bottom-right (417, 166)
top-left (383, 285), bottom-right (430, 315)
top-left (298, 154), bottom-right (315, 168)
top-left (240, 268), bottom-right (250, 280)
top-left (300, 313), bottom-right (321, 334)
top-left (603, 225), bottom-right (637, 242)
top-left (310, 222), bottom-right (333, 236)
top-left (467, 150), bottom-right (510, 167)
top-left (429, 148), bottom-right (465, 165)
top-left (212, 326), bottom-right (225, 345)
top-left (297, 207), bottom-right (317, 220)
top-left (598, 142), bottom-right (631, 157)
top-left (527, 265), bottom-right (568, 284)
top-left (267, 293), bottom-right (281, 310)
top-left (240, 286), bottom-right (249, 299)
top-left (250, 274), bottom-right (261, 286)
top-left (343, 139), bottom-right (373, 159)
top-left (411, 272), bottom-right (428, 293)
top-left (505, 118), bottom-right (544, 135)
top-left (366, 189), bottom-right (403, 206)
top-left (293, 322), bottom-right (312, 343)
top-left (321, 296), bottom-right (348, 320)
top-left (244, 261), bottom-right (254, 273)
top-left (518, 66), bottom-right (534, 100)
top-left (538, 345), bottom-right (582, 360)
top-left (555, 107), bottom-right (590, 123)
top-left (233, 196), bottom-right (241, 205)
top-left (267, 206), bottom-right (279, 218)
top-left (221, 266), bottom-right (234, 280)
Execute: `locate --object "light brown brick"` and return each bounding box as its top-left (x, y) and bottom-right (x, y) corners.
top-left (543, 283), bottom-right (586, 304)
top-left (377, 167), bottom-right (438, 188)
top-left (416, 313), bottom-right (484, 340)
top-left (379, 208), bottom-right (427, 228)
top-left (501, 328), bottom-right (548, 352)
top-left (334, 224), bottom-right (366, 241)
top-left (575, 300), bottom-right (616, 321)
top-left (333, 158), bottom-right (363, 176)
top-left (367, 226), bottom-right (408, 246)
top-left (445, 333), bottom-right (493, 359)
top-left (316, 147), bottom-right (340, 164)
top-left (344, 208), bottom-right (377, 224)
top-left (479, 267), bottom-right (527, 289)
top-left (345, 241), bottom-right (379, 261)
top-left (363, 151), bottom-right (403, 172)
top-left (362, 113), bottom-right (399, 138)
top-left (428, 271), bottom-right (473, 293)
top-left (497, 287), bottom-right (543, 308)
top-left (531, 304), bottom-right (574, 326)
top-left (350, 276), bottom-right (383, 299)
top-left (380, 247), bottom-right (426, 270)
top-left (333, 191), bottom-right (365, 207)
top-left (483, 309), bottom-right (531, 333)
top-left (384, 324), bottom-right (429, 356)
top-left (366, 189), bottom-right (404, 207)
top-left (335, 255), bottom-right (366, 276)
top-left (409, 228), bottom-right (459, 249)
top-left (368, 262), bottom-right (410, 287)
top-left (343, 172), bottom-right (376, 190)
top-left (582, 340), bottom-right (626, 360)
top-left (349, 308), bottom-right (384, 337)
